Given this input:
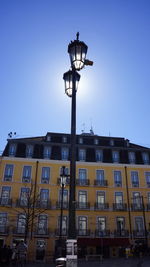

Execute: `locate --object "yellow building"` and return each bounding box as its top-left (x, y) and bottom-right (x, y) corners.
top-left (0, 132), bottom-right (150, 260)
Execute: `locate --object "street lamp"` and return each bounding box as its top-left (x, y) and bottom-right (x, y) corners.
top-left (59, 166), bottom-right (67, 240)
top-left (63, 33), bottom-right (93, 267)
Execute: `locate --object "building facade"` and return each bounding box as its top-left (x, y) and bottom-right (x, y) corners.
top-left (0, 132), bottom-right (150, 260)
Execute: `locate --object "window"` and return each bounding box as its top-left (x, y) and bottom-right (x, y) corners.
top-left (97, 217), bottom-right (106, 232)
top-left (78, 191), bottom-right (87, 208)
top-left (96, 191), bottom-right (105, 209)
top-left (26, 145), bottom-right (33, 158)
top-left (79, 149), bottom-right (86, 161)
top-left (43, 146), bottom-right (51, 159)
top-left (96, 170), bottom-right (105, 185)
top-left (38, 215), bottom-right (47, 234)
top-left (4, 164), bottom-right (14, 181)
top-left (115, 192), bottom-right (123, 203)
top-left (58, 216), bottom-right (68, 235)
top-left (131, 171), bottom-right (139, 187)
top-left (95, 150), bottom-right (103, 162)
top-left (62, 136), bottom-right (67, 143)
top-left (114, 171), bottom-right (122, 187)
top-left (135, 217), bottom-right (144, 232)
top-left (94, 139), bottom-right (99, 145)
top-left (132, 192), bottom-right (142, 209)
top-left (142, 152), bottom-right (149, 164)
top-left (110, 139), bottom-right (114, 146)
top-left (20, 188), bottom-right (30, 206)
top-left (79, 169), bottom-right (87, 184)
top-left (147, 192), bottom-right (150, 204)
top-left (116, 217), bottom-right (125, 232)
top-left (145, 172), bottom-right (150, 187)
top-left (128, 152), bottom-right (136, 164)
top-left (1, 186), bottom-right (11, 205)
top-left (9, 143), bottom-right (17, 156)
top-left (79, 138), bottom-right (83, 144)
top-left (78, 216), bottom-right (87, 235)
top-left (112, 151), bottom-right (119, 163)
top-left (46, 135), bottom-right (51, 141)
top-left (61, 147), bottom-right (69, 160)
top-left (17, 214), bottom-right (26, 233)
top-left (59, 189), bottom-right (68, 208)
top-left (22, 166), bottom-right (32, 183)
top-left (40, 189), bottom-right (49, 202)
top-left (0, 213), bottom-right (7, 233)
top-left (41, 167), bottom-right (50, 184)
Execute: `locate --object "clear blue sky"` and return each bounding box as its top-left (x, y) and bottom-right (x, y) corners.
top-left (1, 0), bottom-right (150, 152)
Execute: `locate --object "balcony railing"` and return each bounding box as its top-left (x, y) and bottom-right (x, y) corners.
top-left (133, 230), bottom-right (146, 237)
top-left (36, 200), bottom-right (51, 209)
top-left (0, 226), bottom-right (9, 235)
top-left (22, 176), bottom-right (30, 183)
top-left (16, 199), bottom-right (28, 207)
top-left (94, 180), bottom-right (108, 187)
top-left (132, 182), bottom-right (139, 188)
top-left (56, 201), bottom-right (68, 209)
top-left (13, 227), bottom-right (26, 235)
top-left (95, 229), bottom-right (110, 237)
top-left (113, 203), bottom-right (127, 211)
top-left (131, 203), bottom-right (144, 211)
top-left (77, 229), bottom-right (90, 236)
top-left (0, 198), bottom-right (12, 206)
top-left (114, 229), bottom-right (129, 237)
top-left (76, 179), bottom-right (90, 186)
top-left (76, 202), bottom-right (90, 210)
top-left (4, 175), bottom-right (12, 181)
top-left (94, 202), bottom-right (109, 210)
top-left (34, 228), bottom-right (49, 236)
top-left (55, 228), bottom-right (68, 236)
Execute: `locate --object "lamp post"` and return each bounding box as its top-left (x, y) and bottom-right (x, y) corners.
top-left (59, 166), bottom-right (67, 240)
top-left (63, 33), bottom-right (93, 267)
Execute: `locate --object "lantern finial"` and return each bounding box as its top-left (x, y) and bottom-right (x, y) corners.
top-left (76, 32), bottom-right (79, 41)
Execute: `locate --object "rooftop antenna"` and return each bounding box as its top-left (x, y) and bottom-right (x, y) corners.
top-left (90, 118), bottom-right (94, 135)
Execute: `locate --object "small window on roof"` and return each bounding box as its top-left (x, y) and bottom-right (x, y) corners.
top-left (62, 136), bottom-right (67, 143)
top-left (79, 137), bottom-right (83, 144)
top-left (110, 139), bottom-right (114, 146)
top-left (46, 135), bottom-right (51, 142)
top-left (94, 139), bottom-right (98, 145)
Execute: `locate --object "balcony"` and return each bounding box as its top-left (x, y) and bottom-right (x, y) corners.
top-left (76, 202), bottom-right (90, 210)
top-left (57, 178), bottom-right (70, 186)
top-left (36, 200), bottom-right (51, 209)
top-left (55, 228), bottom-right (68, 236)
top-left (132, 182), bottom-right (139, 188)
top-left (113, 203), bottom-right (127, 211)
top-left (22, 176), bottom-right (30, 183)
top-left (133, 230), bottom-right (146, 237)
top-left (76, 179), bottom-right (90, 186)
top-left (13, 227), bottom-right (26, 236)
top-left (77, 229), bottom-right (90, 236)
top-left (0, 198), bottom-right (12, 206)
top-left (16, 199), bottom-right (28, 207)
top-left (56, 201), bottom-right (68, 209)
top-left (4, 175), bottom-right (12, 181)
top-left (34, 228), bottom-right (49, 236)
top-left (0, 226), bottom-right (9, 235)
top-left (131, 203), bottom-right (144, 211)
top-left (95, 229), bottom-right (110, 237)
top-left (94, 202), bottom-right (109, 210)
top-left (114, 229), bottom-right (129, 237)
top-left (94, 180), bottom-right (108, 187)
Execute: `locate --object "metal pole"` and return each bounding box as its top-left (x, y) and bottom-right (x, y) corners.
top-left (59, 183), bottom-right (64, 240)
top-left (68, 67), bottom-right (76, 239)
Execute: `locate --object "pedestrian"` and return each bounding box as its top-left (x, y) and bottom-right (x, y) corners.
top-left (17, 240), bottom-right (27, 266)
